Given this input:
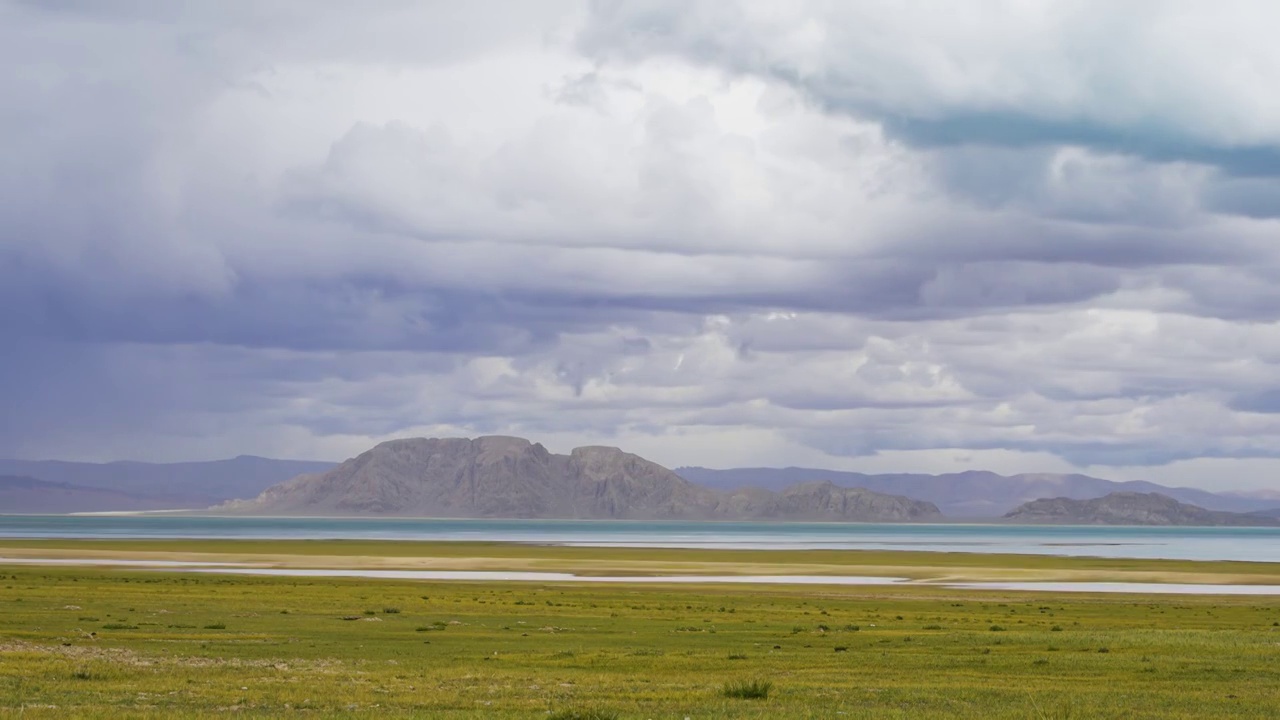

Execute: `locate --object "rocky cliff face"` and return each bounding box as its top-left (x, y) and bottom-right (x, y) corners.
top-left (1003, 492), bottom-right (1280, 526)
top-left (222, 436), bottom-right (941, 521)
top-left (563, 446), bottom-right (721, 518)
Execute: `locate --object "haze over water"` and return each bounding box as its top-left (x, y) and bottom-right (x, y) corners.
top-left (4, 516), bottom-right (1279, 563)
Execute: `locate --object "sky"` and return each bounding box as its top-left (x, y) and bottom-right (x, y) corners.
top-left (5, 1), bottom-right (1280, 492)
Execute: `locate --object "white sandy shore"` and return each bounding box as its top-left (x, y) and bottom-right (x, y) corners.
top-left (189, 567), bottom-right (910, 585)
top-left (5, 556), bottom-right (1280, 594)
top-left (66, 509), bottom-right (199, 516)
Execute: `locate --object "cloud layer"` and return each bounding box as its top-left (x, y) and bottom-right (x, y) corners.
top-left (5, 1), bottom-right (1280, 491)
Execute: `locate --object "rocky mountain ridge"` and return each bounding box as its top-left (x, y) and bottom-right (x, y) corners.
top-left (5, 446), bottom-right (1272, 520)
top-left (1002, 492), bottom-right (1280, 526)
top-left (677, 466), bottom-right (1272, 517)
top-left (221, 436), bottom-right (942, 522)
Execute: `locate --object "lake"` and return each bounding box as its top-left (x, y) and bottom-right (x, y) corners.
top-left (2, 515), bottom-right (1279, 562)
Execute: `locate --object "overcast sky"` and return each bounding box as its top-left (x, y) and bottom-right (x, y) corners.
top-left (5, 1), bottom-right (1280, 491)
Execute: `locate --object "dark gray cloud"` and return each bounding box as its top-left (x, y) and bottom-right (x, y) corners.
top-left (4, 1), bottom-right (1280, 489)
top-left (885, 113), bottom-right (1280, 178)
top-left (1201, 177), bottom-right (1280, 219)
top-left (1228, 390), bottom-right (1280, 414)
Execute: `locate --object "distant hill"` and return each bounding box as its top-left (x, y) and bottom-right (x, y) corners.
top-left (0, 456), bottom-right (335, 511)
top-left (221, 436), bottom-right (942, 522)
top-left (676, 467), bottom-right (1269, 517)
top-left (12, 444), bottom-right (1261, 522)
top-left (1226, 489), bottom-right (1280, 503)
top-left (719, 481), bottom-right (942, 522)
top-left (1002, 492), bottom-right (1280, 526)
top-left (0, 475), bottom-right (175, 514)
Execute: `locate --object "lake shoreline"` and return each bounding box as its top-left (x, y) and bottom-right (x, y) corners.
top-left (6, 555), bottom-right (1280, 595)
top-left (7, 535), bottom-right (1280, 594)
top-left (5, 514), bottom-right (1280, 562)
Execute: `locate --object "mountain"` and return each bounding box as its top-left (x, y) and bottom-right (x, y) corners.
top-left (676, 467), bottom-right (1270, 517)
top-left (0, 475), bottom-right (173, 514)
top-left (8, 447), bottom-right (1268, 521)
top-left (222, 436), bottom-right (719, 518)
top-left (222, 436), bottom-right (942, 521)
top-left (1226, 489), bottom-right (1280, 502)
top-left (1002, 492), bottom-right (1280, 526)
top-left (718, 482), bottom-right (942, 522)
top-left (0, 456), bottom-right (335, 510)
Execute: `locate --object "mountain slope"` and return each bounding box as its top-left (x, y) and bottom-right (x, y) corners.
top-left (223, 436), bottom-right (941, 521)
top-left (719, 482), bottom-right (942, 522)
top-left (223, 436), bottom-right (722, 519)
top-left (0, 475), bottom-right (169, 514)
top-left (1002, 492), bottom-right (1280, 526)
top-left (0, 456), bottom-right (335, 507)
top-left (676, 467), bottom-right (1268, 517)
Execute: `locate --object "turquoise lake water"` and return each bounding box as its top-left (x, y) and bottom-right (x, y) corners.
top-left (2, 515), bottom-right (1278, 562)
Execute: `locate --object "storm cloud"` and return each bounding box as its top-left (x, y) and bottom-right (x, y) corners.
top-left (4, 1), bottom-right (1280, 491)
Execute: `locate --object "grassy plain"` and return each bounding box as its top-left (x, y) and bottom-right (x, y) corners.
top-left (2, 543), bottom-right (1280, 717)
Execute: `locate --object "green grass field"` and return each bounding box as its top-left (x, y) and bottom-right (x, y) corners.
top-left (2, 544), bottom-right (1280, 718)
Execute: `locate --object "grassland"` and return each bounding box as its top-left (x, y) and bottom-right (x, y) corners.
top-left (2, 543), bottom-right (1280, 718)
